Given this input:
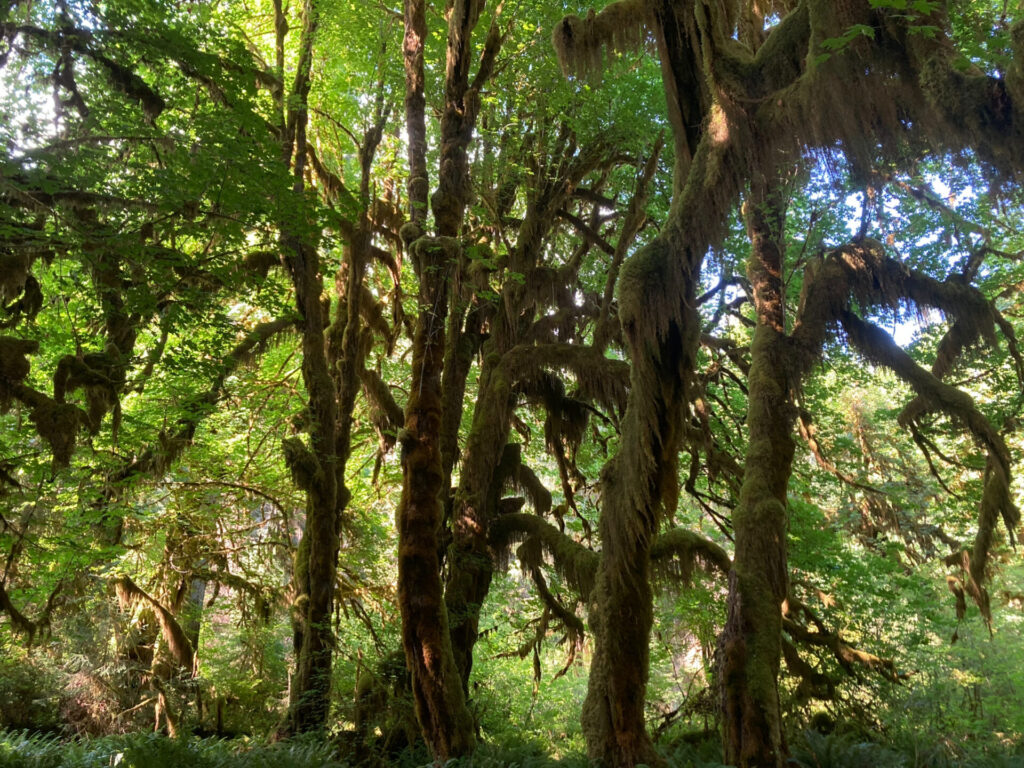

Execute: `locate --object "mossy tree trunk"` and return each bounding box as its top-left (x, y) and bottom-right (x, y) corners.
top-left (443, 355), bottom-right (510, 687)
top-left (281, 0), bottom-right (383, 733)
top-left (396, 0), bottom-right (498, 757)
top-left (717, 178), bottom-right (794, 768)
top-left (396, 231), bottom-right (474, 757)
top-left (279, 0), bottom-right (343, 733)
top-left (581, 228), bottom-right (698, 768)
top-left (567, 10), bottom-right (709, 760)
top-left (581, 518), bottom-right (661, 768)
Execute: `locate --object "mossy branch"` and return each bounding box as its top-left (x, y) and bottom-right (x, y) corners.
top-left (781, 636), bottom-right (836, 702)
top-left (359, 365), bottom-right (404, 450)
top-left (491, 512), bottom-right (598, 601)
top-left (113, 575), bottom-right (194, 673)
top-left (839, 311), bottom-right (1018, 626)
top-left (791, 243), bottom-right (1019, 616)
top-left (0, 578), bottom-right (62, 645)
top-left (792, 239), bottom-right (1006, 373)
top-left (494, 443), bottom-right (553, 516)
top-left (649, 527), bottom-right (731, 586)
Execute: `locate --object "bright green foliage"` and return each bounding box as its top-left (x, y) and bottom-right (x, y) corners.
top-left (1, 0), bottom-right (1024, 764)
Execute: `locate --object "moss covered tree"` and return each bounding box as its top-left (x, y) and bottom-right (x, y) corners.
top-left (550, 0), bottom-right (1024, 765)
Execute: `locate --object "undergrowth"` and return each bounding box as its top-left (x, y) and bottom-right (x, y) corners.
top-left (0, 731), bottom-right (347, 768)
top-left (789, 730), bottom-right (1024, 768)
top-left (3, 730), bottom-right (1024, 768)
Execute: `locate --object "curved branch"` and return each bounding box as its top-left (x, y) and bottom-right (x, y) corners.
top-left (113, 575), bottom-right (194, 672)
top-left (0, 578), bottom-right (62, 644)
top-left (840, 311), bottom-right (1019, 625)
top-left (359, 365), bottom-right (404, 447)
top-left (504, 342), bottom-right (630, 416)
top-left (491, 512), bottom-right (598, 601)
top-left (649, 527), bottom-right (731, 583)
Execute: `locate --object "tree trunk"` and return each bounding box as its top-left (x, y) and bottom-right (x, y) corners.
top-left (717, 179), bottom-right (794, 768)
top-left (444, 352), bottom-right (514, 688)
top-left (286, 245), bottom-right (341, 732)
top-left (396, 0), bottom-right (475, 752)
top-left (396, 233), bottom-right (476, 757)
top-left (282, 0), bottom-right (345, 734)
top-left (396, 0), bottom-right (497, 755)
top-left (581, 231), bottom-right (697, 767)
top-left (581, 527), bottom-right (661, 768)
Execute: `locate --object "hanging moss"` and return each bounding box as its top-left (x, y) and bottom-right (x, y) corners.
top-left (3, 274), bottom-right (43, 323)
top-left (493, 443), bottom-right (556, 518)
top-left (505, 343), bottom-right (630, 418)
top-left (113, 576), bottom-right (194, 672)
top-left (358, 285), bottom-right (395, 353)
top-left (282, 436), bottom-right (321, 492)
top-left (513, 462), bottom-right (553, 517)
top-left (491, 512), bottom-right (598, 601)
top-left (1008, 20), bottom-right (1024, 107)
top-left (649, 526), bottom-right (731, 586)
top-left (0, 336), bottom-right (38, 412)
top-left (552, 0), bottom-right (654, 80)
top-left (241, 250), bottom-right (280, 279)
top-left (0, 253), bottom-right (31, 304)
top-left (53, 349), bottom-right (124, 434)
top-left (29, 399), bottom-right (82, 469)
top-left (359, 366), bottom-right (403, 456)
top-left (93, 54), bottom-right (165, 123)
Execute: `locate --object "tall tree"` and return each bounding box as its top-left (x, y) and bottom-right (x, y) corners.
top-left (395, 0), bottom-right (500, 756)
top-left (552, 1), bottom-right (1024, 765)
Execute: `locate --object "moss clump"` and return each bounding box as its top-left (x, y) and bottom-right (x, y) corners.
top-left (0, 336), bottom-right (38, 412)
top-left (29, 399), bottom-right (82, 468)
top-left (241, 250), bottom-right (280, 279)
top-left (491, 512), bottom-right (598, 601)
top-left (552, 0), bottom-right (654, 80)
top-left (283, 436), bottom-right (320, 492)
top-left (0, 253), bottom-right (31, 303)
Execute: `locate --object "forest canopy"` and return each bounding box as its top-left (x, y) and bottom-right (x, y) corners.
top-left (1, 1), bottom-right (1024, 767)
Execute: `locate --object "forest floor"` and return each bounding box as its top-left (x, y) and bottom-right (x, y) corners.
top-left (2, 729), bottom-right (1023, 768)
